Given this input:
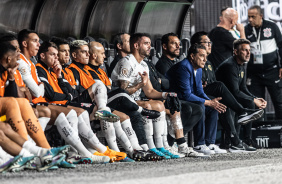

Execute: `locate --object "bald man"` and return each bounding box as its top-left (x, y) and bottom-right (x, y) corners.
top-left (208, 7), bottom-right (246, 69)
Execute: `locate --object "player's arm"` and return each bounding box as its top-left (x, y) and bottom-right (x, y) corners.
top-left (17, 59), bottom-right (44, 97)
top-left (118, 79), bottom-right (144, 95)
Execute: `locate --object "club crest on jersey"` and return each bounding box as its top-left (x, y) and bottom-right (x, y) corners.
top-left (263, 28), bottom-right (272, 38)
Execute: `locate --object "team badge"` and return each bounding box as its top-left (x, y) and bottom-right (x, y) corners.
top-left (208, 65), bottom-right (212, 71)
top-left (263, 28), bottom-right (272, 38)
top-left (241, 71), bottom-right (244, 78)
top-left (121, 68), bottom-right (128, 77)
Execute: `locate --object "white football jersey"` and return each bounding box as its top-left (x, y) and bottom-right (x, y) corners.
top-left (111, 54), bottom-right (149, 100)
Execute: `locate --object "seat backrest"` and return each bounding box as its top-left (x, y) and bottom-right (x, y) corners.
top-left (155, 38), bottom-right (162, 59)
top-left (84, 36), bottom-right (95, 43)
top-left (97, 38), bottom-right (111, 59)
top-left (180, 38), bottom-right (190, 59)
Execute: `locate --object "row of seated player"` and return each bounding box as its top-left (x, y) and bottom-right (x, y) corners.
top-left (0, 30), bottom-right (202, 173)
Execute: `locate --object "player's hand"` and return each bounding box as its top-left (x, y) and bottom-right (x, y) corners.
top-left (205, 97), bottom-right (226, 113)
top-left (279, 68), bottom-right (282, 79)
top-left (139, 71), bottom-right (149, 87)
top-left (202, 81), bottom-right (207, 88)
top-left (53, 60), bottom-right (62, 78)
top-left (254, 98), bottom-right (267, 109)
top-left (235, 23), bottom-right (244, 32)
top-left (7, 63), bottom-right (19, 80)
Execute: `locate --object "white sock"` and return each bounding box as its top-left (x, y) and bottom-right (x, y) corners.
top-left (27, 136), bottom-right (35, 144)
top-left (140, 144), bottom-right (149, 151)
top-left (80, 111), bottom-right (91, 128)
top-left (92, 81), bottom-right (108, 110)
top-left (77, 114), bottom-right (107, 153)
top-left (86, 146), bottom-right (97, 154)
top-left (38, 117), bottom-right (50, 131)
top-left (66, 109), bottom-right (78, 133)
top-left (22, 141), bottom-right (42, 156)
top-left (54, 113), bottom-right (92, 157)
top-left (121, 119), bottom-right (143, 150)
top-left (0, 147), bottom-right (13, 161)
top-left (19, 148), bottom-right (33, 157)
top-left (163, 118), bottom-right (169, 148)
top-left (152, 111), bottom-right (165, 148)
top-left (114, 120), bottom-right (133, 154)
top-left (100, 120), bottom-right (120, 151)
top-left (142, 116), bottom-right (155, 149)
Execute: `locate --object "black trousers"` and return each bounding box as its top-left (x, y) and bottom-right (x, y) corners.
top-left (204, 81), bottom-right (245, 145)
top-left (235, 97), bottom-right (255, 142)
top-left (248, 68), bottom-right (282, 119)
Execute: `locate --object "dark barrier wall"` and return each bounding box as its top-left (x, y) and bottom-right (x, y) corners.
top-left (0, 0), bottom-right (43, 34)
top-left (36, 0), bottom-right (92, 39)
top-left (87, 1), bottom-right (138, 41)
top-left (136, 2), bottom-right (189, 41)
top-left (0, 0), bottom-right (194, 42)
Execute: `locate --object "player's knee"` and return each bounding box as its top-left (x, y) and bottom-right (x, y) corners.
top-left (143, 102), bottom-right (152, 110)
top-left (154, 101), bottom-right (165, 112)
top-left (37, 106), bottom-right (51, 118)
top-left (119, 113), bottom-right (129, 122)
top-left (16, 98), bottom-right (29, 106)
top-left (33, 108), bottom-right (39, 118)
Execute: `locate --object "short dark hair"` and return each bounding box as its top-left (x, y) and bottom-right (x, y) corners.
top-left (50, 37), bottom-right (69, 49)
top-left (190, 31), bottom-right (208, 45)
top-left (0, 33), bottom-right (17, 43)
top-left (187, 44), bottom-right (206, 60)
top-left (161, 33), bottom-right (178, 45)
top-left (113, 33), bottom-right (126, 50)
top-left (0, 42), bottom-right (16, 60)
top-left (233, 39), bottom-right (251, 50)
top-left (18, 29), bottom-right (38, 50)
top-left (130, 33), bottom-right (151, 51)
top-left (38, 41), bottom-right (58, 58)
top-left (249, 5), bottom-right (263, 15)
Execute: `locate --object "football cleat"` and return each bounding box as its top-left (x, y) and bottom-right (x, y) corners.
top-left (94, 110), bottom-right (120, 122)
top-left (150, 148), bottom-right (170, 159)
top-left (6, 156), bottom-right (39, 172)
top-left (120, 157), bottom-right (135, 162)
top-left (140, 108), bottom-right (161, 119)
top-left (89, 154), bottom-right (110, 164)
top-left (94, 151), bottom-right (116, 163)
top-left (157, 147), bottom-right (180, 159)
top-left (0, 155), bottom-right (22, 173)
top-left (38, 154), bottom-right (66, 172)
top-left (103, 147), bottom-right (126, 162)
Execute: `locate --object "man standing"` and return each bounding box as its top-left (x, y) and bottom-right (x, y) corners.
top-left (208, 7), bottom-right (246, 69)
top-left (245, 5), bottom-right (282, 120)
top-left (216, 39), bottom-right (267, 148)
top-left (166, 44), bottom-right (227, 155)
